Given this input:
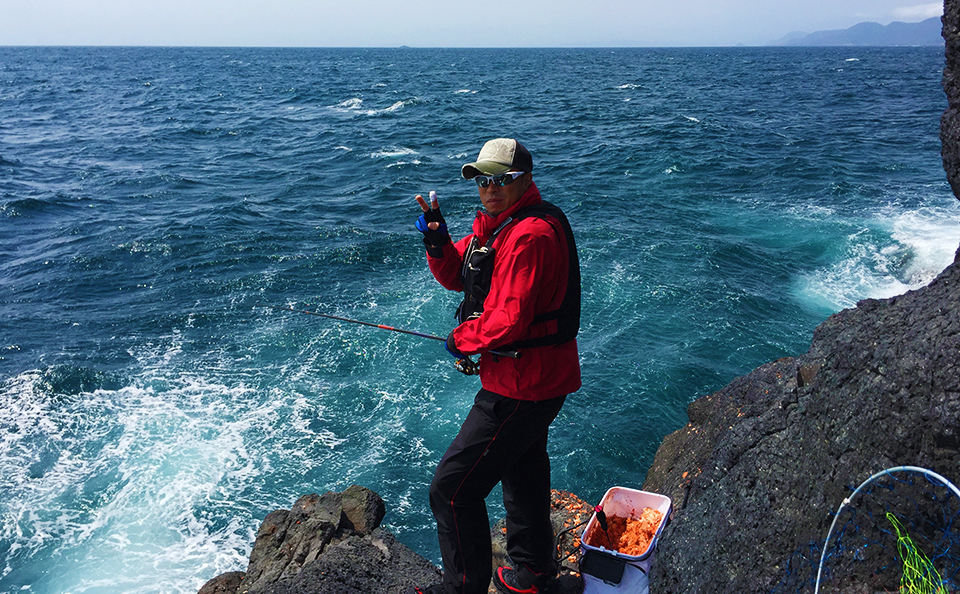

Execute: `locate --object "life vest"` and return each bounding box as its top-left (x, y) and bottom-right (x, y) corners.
top-left (456, 201), bottom-right (581, 351)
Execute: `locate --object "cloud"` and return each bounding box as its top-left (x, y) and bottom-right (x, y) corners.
top-left (893, 2), bottom-right (943, 20)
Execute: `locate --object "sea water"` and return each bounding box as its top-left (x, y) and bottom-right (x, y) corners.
top-left (1, 46), bottom-right (958, 593)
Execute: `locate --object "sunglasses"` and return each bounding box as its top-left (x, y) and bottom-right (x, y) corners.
top-left (474, 171), bottom-right (526, 188)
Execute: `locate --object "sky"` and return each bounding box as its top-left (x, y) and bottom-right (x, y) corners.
top-left (0, 0), bottom-right (946, 47)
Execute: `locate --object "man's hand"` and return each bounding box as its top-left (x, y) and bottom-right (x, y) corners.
top-left (446, 331), bottom-right (479, 375)
top-left (445, 330), bottom-right (465, 358)
top-left (415, 191), bottom-right (451, 255)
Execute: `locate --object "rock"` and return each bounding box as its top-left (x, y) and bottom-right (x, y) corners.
top-left (198, 572), bottom-right (244, 594)
top-left (199, 486), bottom-right (437, 594)
top-left (643, 251), bottom-right (960, 594)
top-left (199, 486), bottom-right (594, 594)
top-left (943, 0), bottom-right (960, 199)
top-left (259, 528), bottom-right (441, 594)
top-left (239, 493), bottom-right (341, 594)
top-left (340, 484), bottom-right (386, 534)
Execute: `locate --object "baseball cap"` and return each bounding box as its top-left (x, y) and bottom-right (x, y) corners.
top-left (461, 138), bottom-right (533, 179)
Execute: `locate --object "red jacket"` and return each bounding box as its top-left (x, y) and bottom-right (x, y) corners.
top-left (427, 183), bottom-right (581, 401)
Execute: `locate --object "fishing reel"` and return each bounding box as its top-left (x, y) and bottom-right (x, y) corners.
top-left (455, 356), bottom-right (480, 376)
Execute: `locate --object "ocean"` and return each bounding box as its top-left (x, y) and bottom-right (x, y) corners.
top-left (1, 46), bottom-right (958, 594)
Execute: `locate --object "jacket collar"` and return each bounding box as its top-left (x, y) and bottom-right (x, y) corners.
top-left (473, 182), bottom-right (542, 245)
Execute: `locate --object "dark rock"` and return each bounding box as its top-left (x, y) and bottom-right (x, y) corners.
top-left (260, 528), bottom-right (441, 594)
top-left (643, 251), bottom-right (960, 594)
top-left (943, 0), bottom-right (960, 199)
top-left (340, 484), bottom-right (386, 534)
top-left (239, 493), bottom-right (341, 594)
top-left (198, 572), bottom-right (245, 594)
top-left (199, 486), bottom-right (436, 594)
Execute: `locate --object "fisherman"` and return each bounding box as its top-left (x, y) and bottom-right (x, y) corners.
top-left (409, 138), bottom-right (581, 594)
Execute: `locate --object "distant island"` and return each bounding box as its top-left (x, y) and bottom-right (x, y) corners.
top-left (769, 16), bottom-right (942, 46)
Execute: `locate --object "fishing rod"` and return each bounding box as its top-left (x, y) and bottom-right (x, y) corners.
top-left (261, 305), bottom-right (520, 374)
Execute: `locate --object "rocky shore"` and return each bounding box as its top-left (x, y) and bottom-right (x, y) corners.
top-left (199, 4), bottom-right (960, 592)
top-left (643, 244), bottom-right (960, 593)
top-left (642, 5), bottom-right (960, 591)
top-left (197, 487), bottom-right (592, 594)
top-left (196, 486), bottom-right (441, 594)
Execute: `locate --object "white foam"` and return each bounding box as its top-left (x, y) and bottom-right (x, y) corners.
top-left (331, 98), bottom-right (408, 117)
top-left (798, 202), bottom-right (960, 311)
top-left (371, 147), bottom-right (418, 159)
top-left (0, 366), bottom-right (270, 594)
top-left (335, 98), bottom-right (363, 110)
top-left (887, 206), bottom-right (960, 283)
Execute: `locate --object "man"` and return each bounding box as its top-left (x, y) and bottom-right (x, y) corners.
top-left (409, 138), bottom-right (581, 594)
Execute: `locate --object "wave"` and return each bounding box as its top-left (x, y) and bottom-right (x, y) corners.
top-left (329, 98), bottom-right (412, 117)
top-left (0, 362), bottom-right (264, 593)
top-left (797, 202), bottom-right (960, 311)
top-left (370, 147), bottom-right (418, 159)
top-left (0, 309), bottom-right (446, 593)
top-left (370, 146), bottom-right (422, 167)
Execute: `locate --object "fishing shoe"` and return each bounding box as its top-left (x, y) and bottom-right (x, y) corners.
top-left (494, 564), bottom-right (560, 594)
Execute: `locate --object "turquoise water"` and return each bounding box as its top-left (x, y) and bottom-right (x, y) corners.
top-left (1, 46), bottom-right (958, 593)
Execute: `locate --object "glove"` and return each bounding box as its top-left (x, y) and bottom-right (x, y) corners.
top-left (415, 191), bottom-right (450, 255)
top-left (447, 329), bottom-right (479, 375)
top-left (445, 330), bottom-right (465, 358)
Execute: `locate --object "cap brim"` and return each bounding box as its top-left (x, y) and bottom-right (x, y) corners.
top-left (461, 161), bottom-right (512, 179)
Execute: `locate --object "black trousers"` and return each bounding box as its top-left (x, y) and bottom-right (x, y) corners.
top-left (429, 389), bottom-right (566, 594)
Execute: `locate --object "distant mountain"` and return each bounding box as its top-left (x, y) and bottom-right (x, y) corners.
top-left (769, 16), bottom-right (942, 46)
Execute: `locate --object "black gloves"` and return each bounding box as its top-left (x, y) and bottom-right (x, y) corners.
top-left (415, 192), bottom-right (451, 257)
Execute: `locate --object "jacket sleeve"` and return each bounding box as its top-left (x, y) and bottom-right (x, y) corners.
top-left (426, 235), bottom-right (471, 292)
top-left (452, 218), bottom-right (564, 354)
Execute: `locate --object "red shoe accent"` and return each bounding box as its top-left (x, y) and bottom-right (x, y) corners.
top-left (495, 566), bottom-right (539, 594)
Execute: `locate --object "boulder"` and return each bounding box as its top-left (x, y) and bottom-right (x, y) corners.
top-left (257, 529), bottom-right (441, 594)
top-left (197, 486), bottom-right (439, 594)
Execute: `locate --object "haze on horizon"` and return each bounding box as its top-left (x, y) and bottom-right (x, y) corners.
top-left (0, 0), bottom-right (946, 48)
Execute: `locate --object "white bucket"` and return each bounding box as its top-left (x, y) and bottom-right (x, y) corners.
top-left (579, 487), bottom-right (671, 594)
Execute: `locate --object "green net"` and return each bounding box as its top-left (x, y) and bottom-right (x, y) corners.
top-left (888, 512), bottom-right (947, 594)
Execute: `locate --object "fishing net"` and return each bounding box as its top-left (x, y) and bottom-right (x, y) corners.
top-left (773, 466), bottom-right (960, 594)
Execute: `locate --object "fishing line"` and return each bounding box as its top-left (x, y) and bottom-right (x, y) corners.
top-left (260, 304), bottom-right (520, 374)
